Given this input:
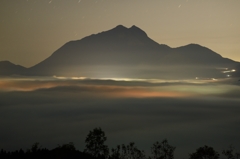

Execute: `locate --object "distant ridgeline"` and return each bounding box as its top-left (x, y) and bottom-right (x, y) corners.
top-left (0, 128), bottom-right (239, 159)
top-left (0, 25), bottom-right (239, 79)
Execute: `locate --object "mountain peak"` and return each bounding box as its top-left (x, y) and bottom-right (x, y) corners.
top-left (176, 43), bottom-right (207, 50)
top-left (106, 25), bottom-right (128, 35)
top-left (106, 25), bottom-right (148, 38)
top-left (113, 25), bottom-right (128, 31)
top-left (0, 60), bottom-right (26, 76)
top-left (129, 25), bottom-right (148, 37)
top-left (186, 43), bottom-right (203, 47)
top-left (114, 25), bottom-right (141, 30)
top-left (0, 60), bottom-right (12, 64)
top-left (115, 25), bottom-right (127, 29)
top-left (0, 60), bottom-right (17, 67)
top-left (130, 25), bottom-right (138, 29)
top-left (0, 60), bottom-right (26, 68)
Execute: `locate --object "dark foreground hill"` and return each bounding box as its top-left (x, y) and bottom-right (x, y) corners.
top-left (0, 25), bottom-right (239, 79)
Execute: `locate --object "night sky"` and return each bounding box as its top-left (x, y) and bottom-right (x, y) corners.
top-left (1, 0), bottom-right (240, 67)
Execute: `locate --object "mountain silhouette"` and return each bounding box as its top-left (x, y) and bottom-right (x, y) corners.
top-left (161, 43), bottom-right (235, 66)
top-left (28, 25), bottom-right (171, 77)
top-left (1, 25), bottom-right (239, 79)
top-left (0, 61), bottom-right (27, 76)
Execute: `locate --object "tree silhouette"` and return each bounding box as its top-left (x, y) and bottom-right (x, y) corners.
top-left (189, 145), bottom-right (219, 159)
top-left (222, 145), bottom-right (240, 159)
top-left (31, 142), bottom-right (41, 153)
top-left (53, 142), bottom-right (76, 154)
top-left (1, 127), bottom-right (240, 159)
top-left (51, 142), bottom-right (81, 159)
top-left (151, 139), bottom-right (176, 159)
top-left (110, 142), bottom-right (146, 159)
top-left (84, 127), bottom-right (109, 158)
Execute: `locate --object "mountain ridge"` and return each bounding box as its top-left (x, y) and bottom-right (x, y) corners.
top-left (0, 61), bottom-right (27, 76)
top-left (0, 25), bottom-right (239, 79)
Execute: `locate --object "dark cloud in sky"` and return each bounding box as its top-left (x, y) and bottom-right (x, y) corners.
top-left (0, 78), bottom-right (240, 158)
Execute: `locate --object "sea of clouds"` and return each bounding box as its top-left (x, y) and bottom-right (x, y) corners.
top-left (0, 77), bottom-right (240, 158)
